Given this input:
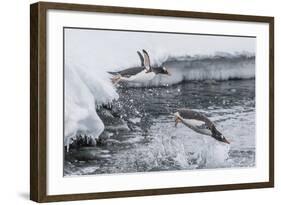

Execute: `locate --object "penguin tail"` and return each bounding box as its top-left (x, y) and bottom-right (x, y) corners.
top-left (107, 71), bottom-right (119, 75)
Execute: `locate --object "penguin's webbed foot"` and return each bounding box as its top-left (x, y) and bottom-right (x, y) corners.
top-left (175, 116), bottom-right (182, 127)
top-left (174, 112), bottom-right (182, 127)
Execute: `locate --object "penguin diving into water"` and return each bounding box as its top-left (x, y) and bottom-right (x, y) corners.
top-left (108, 49), bottom-right (170, 85)
top-left (174, 109), bottom-right (230, 144)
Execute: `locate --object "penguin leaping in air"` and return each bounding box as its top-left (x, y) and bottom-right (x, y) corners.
top-left (108, 49), bottom-right (170, 85)
top-left (174, 109), bottom-right (230, 144)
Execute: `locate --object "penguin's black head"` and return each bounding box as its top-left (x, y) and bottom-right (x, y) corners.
top-left (159, 66), bottom-right (171, 75)
top-left (211, 126), bottom-right (230, 144)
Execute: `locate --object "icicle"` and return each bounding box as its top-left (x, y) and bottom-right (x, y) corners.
top-left (66, 137), bottom-right (70, 152)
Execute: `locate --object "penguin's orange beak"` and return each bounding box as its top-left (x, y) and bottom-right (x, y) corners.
top-left (165, 70), bottom-right (171, 76)
top-left (221, 137), bottom-right (230, 144)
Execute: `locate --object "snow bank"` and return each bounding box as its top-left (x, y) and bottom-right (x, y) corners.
top-left (122, 53), bottom-right (255, 87)
top-left (64, 63), bottom-right (118, 149)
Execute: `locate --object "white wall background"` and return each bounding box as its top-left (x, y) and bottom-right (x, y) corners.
top-left (0, 0), bottom-right (279, 204)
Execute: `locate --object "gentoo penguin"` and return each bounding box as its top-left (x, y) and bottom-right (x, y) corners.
top-left (174, 109), bottom-right (230, 144)
top-left (108, 49), bottom-right (170, 84)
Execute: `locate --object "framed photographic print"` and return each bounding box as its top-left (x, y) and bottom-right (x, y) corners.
top-left (30, 1), bottom-right (274, 202)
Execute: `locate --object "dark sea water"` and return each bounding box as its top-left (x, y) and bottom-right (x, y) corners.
top-left (64, 79), bottom-right (255, 176)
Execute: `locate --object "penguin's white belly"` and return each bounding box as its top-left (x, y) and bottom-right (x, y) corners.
top-left (184, 119), bottom-right (205, 127)
top-left (122, 70), bottom-right (155, 82)
top-left (182, 118), bottom-right (212, 136)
